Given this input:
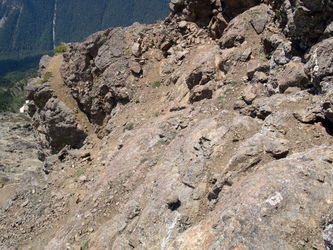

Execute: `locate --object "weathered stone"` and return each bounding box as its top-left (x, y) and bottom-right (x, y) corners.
top-left (277, 60), bottom-right (308, 92)
top-left (305, 37), bottom-right (333, 87)
top-left (322, 90), bottom-right (333, 124)
top-left (189, 82), bottom-right (214, 103)
top-left (293, 110), bottom-right (317, 123)
top-left (131, 42), bottom-right (141, 57)
top-left (67, 149), bottom-right (91, 159)
top-left (264, 138), bottom-right (289, 158)
top-left (233, 100), bottom-right (247, 110)
top-left (239, 48), bottom-right (252, 62)
top-left (247, 59), bottom-right (269, 80)
top-left (38, 55), bottom-right (52, 78)
top-left (253, 71), bottom-right (268, 82)
top-left (242, 85), bottom-right (257, 104)
top-left (129, 60), bottom-right (142, 74)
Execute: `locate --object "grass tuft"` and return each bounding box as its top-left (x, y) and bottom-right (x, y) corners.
top-left (152, 80), bottom-right (161, 89)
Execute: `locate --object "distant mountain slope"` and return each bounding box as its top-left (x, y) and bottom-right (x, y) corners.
top-left (0, 0), bottom-right (170, 60)
top-left (0, 0), bottom-right (169, 112)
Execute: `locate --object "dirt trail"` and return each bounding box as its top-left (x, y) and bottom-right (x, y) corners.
top-left (46, 54), bottom-right (101, 148)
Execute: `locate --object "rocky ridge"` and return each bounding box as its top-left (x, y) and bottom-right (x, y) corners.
top-left (1, 0), bottom-right (333, 249)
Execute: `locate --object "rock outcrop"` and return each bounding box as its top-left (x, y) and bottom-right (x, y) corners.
top-left (1, 0), bottom-right (332, 249)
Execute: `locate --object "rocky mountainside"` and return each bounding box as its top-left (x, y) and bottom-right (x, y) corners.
top-left (1, 0), bottom-right (333, 249)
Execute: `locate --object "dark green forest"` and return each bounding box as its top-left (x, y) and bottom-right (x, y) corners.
top-left (0, 0), bottom-right (169, 112)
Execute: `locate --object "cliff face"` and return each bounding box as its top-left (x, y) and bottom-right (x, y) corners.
top-left (0, 0), bottom-right (333, 249)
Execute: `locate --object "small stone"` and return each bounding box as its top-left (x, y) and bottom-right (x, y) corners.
top-left (239, 48), bottom-right (252, 62)
top-left (293, 111), bottom-right (316, 123)
top-left (317, 173), bottom-right (325, 183)
top-left (21, 200), bottom-right (29, 208)
top-left (132, 43), bottom-right (141, 57)
top-left (233, 100), bottom-right (247, 110)
top-left (178, 21), bottom-right (187, 29)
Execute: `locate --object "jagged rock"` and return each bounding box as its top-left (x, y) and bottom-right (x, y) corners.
top-left (293, 110), bottom-right (317, 123)
top-left (43, 155), bottom-right (59, 174)
top-left (233, 99), bottom-right (247, 110)
top-left (131, 42), bottom-right (141, 57)
top-left (219, 5), bottom-right (274, 48)
top-left (267, 0), bottom-right (333, 49)
top-left (253, 71), bottom-right (268, 83)
top-left (189, 82), bottom-right (214, 103)
top-left (25, 80), bottom-right (88, 160)
top-left (183, 45), bottom-right (217, 91)
top-left (67, 149), bottom-right (91, 159)
top-left (38, 55), bottom-right (52, 77)
top-left (277, 59), bottom-right (308, 92)
top-left (239, 47), bottom-right (252, 62)
top-left (322, 90), bottom-right (333, 125)
top-left (247, 59), bottom-right (269, 80)
top-left (322, 205), bottom-right (333, 249)
top-left (169, 0), bottom-right (263, 39)
top-left (263, 138), bottom-right (289, 158)
top-left (305, 37), bottom-right (333, 88)
top-left (241, 85), bottom-right (257, 104)
top-left (129, 60), bottom-right (142, 75)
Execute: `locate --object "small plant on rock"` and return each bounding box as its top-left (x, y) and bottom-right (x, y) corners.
top-left (54, 42), bottom-right (67, 54)
top-left (260, 52), bottom-right (266, 60)
top-left (125, 122), bottom-right (134, 131)
top-left (32, 71), bottom-right (53, 85)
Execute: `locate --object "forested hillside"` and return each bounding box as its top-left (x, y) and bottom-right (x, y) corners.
top-left (0, 0), bottom-right (169, 112)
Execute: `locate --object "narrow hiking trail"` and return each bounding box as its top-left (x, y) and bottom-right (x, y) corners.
top-left (46, 54), bottom-right (101, 149)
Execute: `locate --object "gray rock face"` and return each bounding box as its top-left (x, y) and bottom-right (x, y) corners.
top-left (25, 81), bottom-right (87, 160)
top-left (266, 0), bottom-right (333, 49)
top-left (171, 145), bottom-right (333, 249)
top-left (169, 0), bottom-right (261, 39)
top-left (305, 37), bottom-right (333, 88)
top-left (31, 98), bottom-right (87, 158)
top-left (61, 27), bottom-right (131, 128)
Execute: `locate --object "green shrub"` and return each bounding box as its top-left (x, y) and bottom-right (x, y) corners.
top-left (260, 52), bottom-right (266, 60)
top-left (54, 43), bottom-right (67, 54)
top-left (125, 122), bottom-right (134, 131)
top-left (152, 80), bottom-right (161, 88)
top-left (76, 169), bottom-right (85, 177)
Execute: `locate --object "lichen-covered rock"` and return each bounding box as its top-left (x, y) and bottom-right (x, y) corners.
top-left (305, 37), bottom-right (333, 88)
top-left (267, 0), bottom-right (333, 49)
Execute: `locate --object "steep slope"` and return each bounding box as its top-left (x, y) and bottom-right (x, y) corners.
top-left (0, 0), bottom-right (333, 249)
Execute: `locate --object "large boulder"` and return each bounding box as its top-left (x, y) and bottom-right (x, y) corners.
top-left (25, 80), bottom-right (87, 160)
top-left (305, 37), bottom-right (333, 88)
